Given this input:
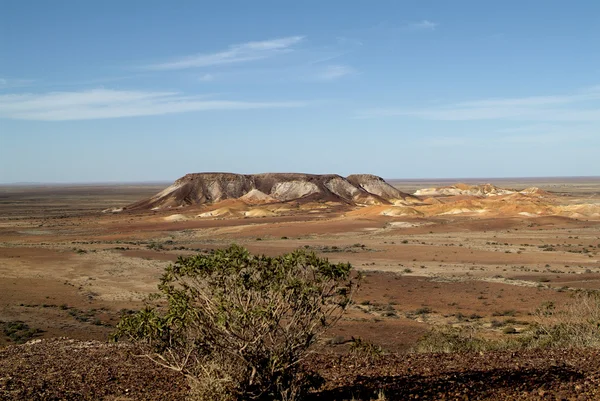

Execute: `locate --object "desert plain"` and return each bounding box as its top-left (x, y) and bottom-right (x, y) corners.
top-left (1, 175), bottom-right (599, 348)
top-left (1, 175), bottom-right (600, 399)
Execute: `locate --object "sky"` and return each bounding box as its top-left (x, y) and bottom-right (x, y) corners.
top-left (1, 0), bottom-right (600, 183)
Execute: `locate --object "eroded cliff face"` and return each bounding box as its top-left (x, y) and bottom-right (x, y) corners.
top-left (125, 172), bottom-right (417, 210)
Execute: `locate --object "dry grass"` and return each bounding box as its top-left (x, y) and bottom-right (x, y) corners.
top-left (521, 291), bottom-right (600, 349)
top-left (414, 291), bottom-right (600, 353)
top-left (413, 325), bottom-right (507, 353)
top-left (347, 389), bottom-right (388, 401)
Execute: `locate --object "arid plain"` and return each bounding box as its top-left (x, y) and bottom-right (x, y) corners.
top-left (1, 175), bottom-right (599, 353)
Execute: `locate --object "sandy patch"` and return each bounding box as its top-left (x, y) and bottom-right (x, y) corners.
top-left (197, 207), bottom-right (239, 218)
top-left (244, 209), bottom-right (277, 218)
top-left (163, 214), bottom-right (188, 222)
top-left (380, 207), bottom-right (423, 217)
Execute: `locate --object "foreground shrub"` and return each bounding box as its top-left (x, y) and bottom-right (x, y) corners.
top-left (112, 245), bottom-right (358, 401)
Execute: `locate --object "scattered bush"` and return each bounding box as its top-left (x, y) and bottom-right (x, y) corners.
top-left (413, 307), bottom-right (432, 315)
top-left (349, 337), bottom-right (383, 360)
top-left (492, 309), bottom-right (517, 317)
top-left (490, 319), bottom-right (504, 328)
top-left (147, 242), bottom-right (164, 250)
top-left (2, 321), bottom-right (42, 344)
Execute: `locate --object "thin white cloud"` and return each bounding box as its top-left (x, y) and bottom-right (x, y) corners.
top-left (146, 36), bottom-right (305, 70)
top-left (315, 65), bottom-right (355, 81)
top-left (0, 89), bottom-right (305, 121)
top-left (0, 78), bottom-right (35, 89)
top-left (359, 86), bottom-right (600, 122)
top-left (455, 89), bottom-right (600, 108)
top-left (408, 20), bottom-right (438, 30)
top-left (199, 73), bottom-right (215, 82)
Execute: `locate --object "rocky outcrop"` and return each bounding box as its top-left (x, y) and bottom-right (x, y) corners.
top-left (125, 172), bottom-right (416, 211)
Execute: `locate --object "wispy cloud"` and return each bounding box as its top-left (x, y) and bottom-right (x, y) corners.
top-left (198, 73), bottom-right (215, 82)
top-left (0, 89), bottom-right (305, 121)
top-left (359, 86), bottom-right (600, 121)
top-left (146, 36), bottom-right (305, 70)
top-left (315, 65), bottom-right (355, 81)
top-left (0, 77), bottom-right (35, 89)
top-left (408, 20), bottom-right (438, 30)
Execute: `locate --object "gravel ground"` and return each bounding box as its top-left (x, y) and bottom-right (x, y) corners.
top-left (0, 339), bottom-right (187, 401)
top-left (311, 351), bottom-right (600, 400)
top-left (1, 339), bottom-right (599, 400)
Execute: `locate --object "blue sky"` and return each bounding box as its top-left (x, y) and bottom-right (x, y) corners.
top-left (1, 0), bottom-right (599, 183)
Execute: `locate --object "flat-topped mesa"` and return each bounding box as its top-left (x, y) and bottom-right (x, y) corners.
top-left (124, 172), bottom-right (416, 211)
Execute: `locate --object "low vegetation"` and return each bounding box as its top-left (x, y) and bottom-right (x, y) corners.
top-left (523, 292), bottom-right (600, 349)
top-left (349, 337), bottom-right (384, 361)
top-left (1, 321), bottom-right (43, 344)
top-left (113, 245), bottom-right (359, 401)
top-left (415, 291), bottom-right (600, 353)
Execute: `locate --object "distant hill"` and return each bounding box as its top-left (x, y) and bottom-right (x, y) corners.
top-left (414, 183), bottom-right (550, 197)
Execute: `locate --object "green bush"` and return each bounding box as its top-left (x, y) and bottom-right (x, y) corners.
top-left (113, 245), bottom-right (358, 401)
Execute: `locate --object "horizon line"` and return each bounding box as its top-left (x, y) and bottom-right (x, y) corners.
top-left (1, 175), bottom-right (599, 186)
